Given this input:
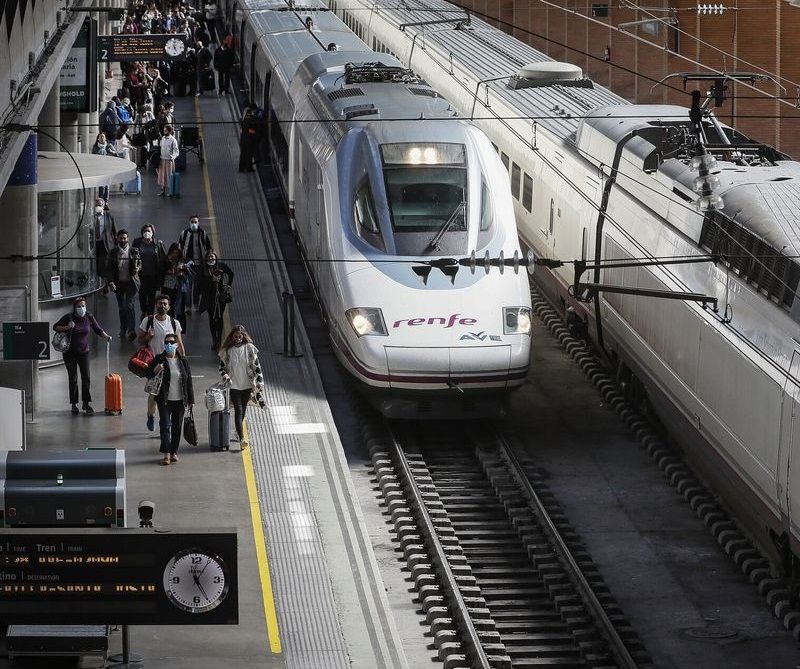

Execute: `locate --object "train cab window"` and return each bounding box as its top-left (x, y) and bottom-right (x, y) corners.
top-left (480, 181), bottom-right (493, 232)
top-left (380, 142), bottom-right (469, 255)
top-left (522, 173), bottom-right (533, 212)
top-left (501, 152), bottom-right (510, 171)
top-left (354, 182), bottom-right (385, 252)
top-left (511, 163), bottom-right (521, 199)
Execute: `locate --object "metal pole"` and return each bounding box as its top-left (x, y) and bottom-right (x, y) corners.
top-left (278, 292), bottom-right (302, 358)
top-left (108, 624), bottom-right (143, 666)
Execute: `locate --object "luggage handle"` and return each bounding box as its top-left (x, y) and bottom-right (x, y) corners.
top-left (106, 339), bottom-right (110, 376)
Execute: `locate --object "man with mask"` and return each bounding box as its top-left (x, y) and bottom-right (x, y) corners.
top-left (138, 294), bottom-right (184, 432)
top-left (93, 198), bottom-right (117, 285)
top-left (133, 224), bottom-right (167, 318)
top-left (178, 215), bottom-right (211, 312)
top-left (105, 229), bottom-right (142, 341)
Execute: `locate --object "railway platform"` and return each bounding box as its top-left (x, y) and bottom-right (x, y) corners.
top-left (7, 91), bottom-right (408, 669)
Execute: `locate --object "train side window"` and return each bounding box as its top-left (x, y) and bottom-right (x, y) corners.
top-left (501, 152), bottom-right (509, 171)
top-left (491, 143), bottom-right (498, 153)
top-left (511, 163), bottom-right (521, 199)
top-left (549, 198), bottom-right (555, 235)
top-left (354, 182), bottom-right (385, 251)
top-left (522, 173), bottom-right (533, 212)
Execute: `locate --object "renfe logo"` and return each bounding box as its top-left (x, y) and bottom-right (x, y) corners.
top-left (393, 314), bottom-right (477, 329)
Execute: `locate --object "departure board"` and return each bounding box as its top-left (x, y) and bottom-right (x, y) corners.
top-left (0, 529), bottom-right (237, 625)
top-left (97, 34), bottom-right (187, 62)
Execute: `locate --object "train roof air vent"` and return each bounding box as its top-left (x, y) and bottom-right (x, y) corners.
top-left (508, 62), bottom-right (593, 90)
top-left (328, 87), bottom-right (365, 100)
top-left (343, 103), bottom-right (379, 120)
top-left (407, 86), bottom-right (440, 98)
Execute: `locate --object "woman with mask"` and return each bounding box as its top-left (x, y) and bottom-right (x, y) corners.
top-left (198, 250), bottom-right (234, 351)
top-left (146, 333), bottom-right (194, 465)
top-left (53, 296), bottom-right (112, 414)
top-left (218, 325), bottom-right (266, 450)
top-left (161, 243), bottom-right (189, 331)
top-left (157, 124), bottom-right (179, 197)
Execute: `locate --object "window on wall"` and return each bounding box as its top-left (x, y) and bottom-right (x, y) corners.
top-left (591, 3), bottom-right (609, 17)
top-left (522, 173), bottom-right (533, 212)
top-left (501, 153), bottom-right (509, 171)
top-left (511, 163), bottom-right (521, 199)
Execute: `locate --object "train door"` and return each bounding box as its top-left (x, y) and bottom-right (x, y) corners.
top-left (780, 350), bottom-right (800, 537)
top-left (250, 44), bottom-right (258, 101)
top-left (581, 176), bottom-right (600, 261)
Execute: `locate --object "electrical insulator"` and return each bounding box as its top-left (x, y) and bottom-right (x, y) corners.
top-left (696, 3), bottom-right (727, 15)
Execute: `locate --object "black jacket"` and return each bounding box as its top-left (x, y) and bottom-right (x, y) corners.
top-left (132, 237), bottom-right (167, 282)
top-left (213, 46), bottom-right (234, 71)
top-left (178, 227), bottom-right (211, 262)
top-left (104, 245), bottom-right (142, 286)
top-left (198, 261), bottom-right (234, 315)
top-left (146, 353), bottom-right (195, 405)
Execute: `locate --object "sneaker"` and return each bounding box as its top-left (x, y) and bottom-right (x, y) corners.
top-left (240, 439), bottom-right (249, 451)
top-left (160, 457), bottom-right (170, 466)
top-left (83, 404), bottom-right (94, 415)
top-left (147, 414), bottom-right (155, 432)
top-left (71, 404), bottom-right (79, 415)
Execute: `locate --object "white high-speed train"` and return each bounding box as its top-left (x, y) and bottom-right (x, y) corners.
top-left (332, 0), bottom-right (800, 564)
top-left (223, 0), bottom-right (532, 418)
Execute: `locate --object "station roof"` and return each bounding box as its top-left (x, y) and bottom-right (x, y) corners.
top-left (37, 151), bottom-right (137, 193)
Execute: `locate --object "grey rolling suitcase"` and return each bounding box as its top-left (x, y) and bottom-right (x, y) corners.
top-left (208, 385), bottom-right (230, 451)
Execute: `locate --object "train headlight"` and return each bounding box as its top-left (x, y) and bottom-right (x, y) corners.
top-left (503, 307), bottom-right (532, 335)
top-left (346, 308), bottom-right (388, 337)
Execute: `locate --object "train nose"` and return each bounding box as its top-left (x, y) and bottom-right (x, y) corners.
top-left (384, 345), bottom-right (512, 388)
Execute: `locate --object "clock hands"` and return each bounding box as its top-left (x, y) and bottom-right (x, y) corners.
top-left (190, 566), bottom-right (211, 602)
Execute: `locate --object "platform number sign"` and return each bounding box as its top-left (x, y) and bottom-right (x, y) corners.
top-left (2, 322), bottom-right (50, 361)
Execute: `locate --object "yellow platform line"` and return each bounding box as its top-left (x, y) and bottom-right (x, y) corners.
top-left (195, 97), bottom-right (282, 654)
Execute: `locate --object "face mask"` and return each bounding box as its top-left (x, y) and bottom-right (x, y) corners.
top-left (207, 260), bottom-right (216, 266)
top-left (94, 206), bottom-right (104, 214)
top-left (75, 306), bottom-right (86, 317)
top-left (119, 241), bottom-right (128, 249)
top-left (156, 305), bottom-right (167, 315)
top-left (143, 231), bottom-right (153, 240)
top-left (190, 223), bottom-right (199, 232)
top-left (164, 343), bottom-right (177, 355)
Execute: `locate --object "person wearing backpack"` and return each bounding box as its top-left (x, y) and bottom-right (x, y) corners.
top-left (53, 296), bottom-right (112, 415)
top-left (137, 294), bottom-right (184, 433)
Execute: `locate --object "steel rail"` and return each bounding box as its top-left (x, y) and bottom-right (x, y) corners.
top-left (387, 426), bottom-right (493, 669)
top-left (494, 432), bottom-right (641, 669)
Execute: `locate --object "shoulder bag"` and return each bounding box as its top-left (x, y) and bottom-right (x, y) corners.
top-left (52, 317), bottom-right (73, 353)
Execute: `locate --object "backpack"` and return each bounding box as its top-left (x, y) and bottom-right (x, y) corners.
top-left (146, 315), bottom-right (177, 334)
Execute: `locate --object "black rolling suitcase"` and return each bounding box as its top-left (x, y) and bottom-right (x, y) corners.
top-left (207, 385), bottom-right (230, 451)
top-left (201, 68), bottom-right (215, 92)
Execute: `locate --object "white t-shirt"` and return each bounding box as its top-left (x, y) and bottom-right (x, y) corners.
top-left (226, 345), bottom-right (250, 391)
top-left (140, 315), bottom-right (182, 354)
top-left (167, 357), bottom-right (183, 401)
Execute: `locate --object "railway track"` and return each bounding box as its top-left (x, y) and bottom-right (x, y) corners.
top-left (367, 422), bottom-right (652, 669)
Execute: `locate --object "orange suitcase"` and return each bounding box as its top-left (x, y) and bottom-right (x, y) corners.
top-left (104, 342), bottom-right (123, 415)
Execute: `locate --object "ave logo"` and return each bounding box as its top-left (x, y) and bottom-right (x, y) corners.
top-left (460, 331), bottom-right (502, 341)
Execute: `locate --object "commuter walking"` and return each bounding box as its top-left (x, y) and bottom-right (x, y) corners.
top-left (105, 229), bottom-right (141, 341)
top-left (157, 124), bottom-right (180, 197)
top-left (92, 197), bottom-right (116, 281)
top-left (99, 101), bottom-right (121, 140)
top-left (132, 224), bottom-right (167, 318)
top-left (238, 107), bottom-right (257, 172)
top-left (53, 296), bottom-right (112, 415)
top-left (146, 333), bottom-right (194, 465)
top-left (138, 294), bottom-right (184, 433)
top-left (198, 250), bottom-right (234, 351)
top-left (213, 40), bottom-right (234, 95)
top-left (178, 215), bottom-right (212, 310)
top-left (195, 41), bottom-right (213, 96)
top-left (218, 325), bottom-right (266, 449)
top-left (161, 243), bottom-right (189, 331)
top-left (91, 133), bottom-right (117, 200)
top-left (204, 1), bottom-right (220, 44)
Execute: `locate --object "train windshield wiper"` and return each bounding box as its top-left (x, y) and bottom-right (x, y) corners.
top-left (427, 200), bottom-right (465, 252)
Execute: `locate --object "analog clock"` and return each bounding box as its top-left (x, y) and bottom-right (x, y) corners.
top-left (163, 549), bottom-right (229, 613)
top-left (164, 37), bottom-right (186, 58)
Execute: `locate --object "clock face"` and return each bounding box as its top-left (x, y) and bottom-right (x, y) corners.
top-left (163, 549), bottom-right (229, 613)
top-left (164, 37), bottom-right (186, 57)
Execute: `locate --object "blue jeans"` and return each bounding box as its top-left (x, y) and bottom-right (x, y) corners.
top-left (115, 281), bottom-right (137, 334)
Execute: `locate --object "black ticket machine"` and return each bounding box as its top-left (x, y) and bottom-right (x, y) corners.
top-left (0, 449), bottom-right (126, 528)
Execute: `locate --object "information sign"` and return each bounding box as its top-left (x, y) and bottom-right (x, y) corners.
top-left (0, 529), bottom-right (238, 625)
top-left (60, 19), bottom-right (97, 113)
top-left (97, 34), bottom-right (187, 62)
top-left (2, 322), bottom-right (50, 361)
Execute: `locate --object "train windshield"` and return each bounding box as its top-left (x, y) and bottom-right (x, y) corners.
top-left (380, 143), bottom-right (469, 255)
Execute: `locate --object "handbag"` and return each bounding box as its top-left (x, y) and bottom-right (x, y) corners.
top-left (52, 318), bottom-right (73, 353)
top-left (205, 383), bottom-right (227, 413)
top-left (218, 283), bottom-right (232, 305)
top-left (128, 346), bottom-right (155, 378)
top-left (144, 369), bottom-right (163, 396)
top-left (183, 408), bottom-right (198, 446)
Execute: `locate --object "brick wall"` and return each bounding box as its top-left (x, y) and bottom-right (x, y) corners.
top-left (457, 0), bottom-right (800, 157)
